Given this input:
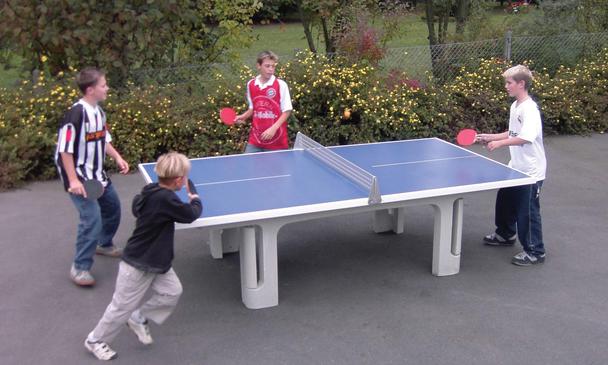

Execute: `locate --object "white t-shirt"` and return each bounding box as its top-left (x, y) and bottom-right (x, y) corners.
top-left (507, 98), bottom-right (546, 181)
top-left (246, 75), bottom-right (293, 112)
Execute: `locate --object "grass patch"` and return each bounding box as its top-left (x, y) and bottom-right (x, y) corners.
top-left (238, 7), bottom-right (539, 61)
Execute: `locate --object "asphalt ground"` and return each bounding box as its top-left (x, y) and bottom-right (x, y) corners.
top-left (1, 134), bottom-right (606, 365)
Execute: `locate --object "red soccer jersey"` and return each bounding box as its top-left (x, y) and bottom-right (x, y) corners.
top-left (248, 78), bottom-right (288, 149)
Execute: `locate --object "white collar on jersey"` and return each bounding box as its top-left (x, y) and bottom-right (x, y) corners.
top-left (254, 75), bottom-right (276, 89)
top-left (77, 98), bottom-right (101, 115)
top-left (77, 99), bottom-right (103, 131)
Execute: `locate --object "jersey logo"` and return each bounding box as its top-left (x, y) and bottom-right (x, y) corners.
top-left (509, 130), bottom-right (519, 137)
top-left (266, 88), bottom-right (277, 98)
top-left (86, 129), bottom-right (107, 142)
top-left (253, 110), bottom-right (278, 119)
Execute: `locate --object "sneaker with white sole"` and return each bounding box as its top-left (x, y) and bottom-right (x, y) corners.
top-left (512, 251), bottom-right (546, 266)
top-left (127, 318), bottom-right (154, 345)
top-left (70, 265), bottom-right (95, 286)
top-left (96, 245), bottom-right (123, 257)
top-left (84, 339), bottom-right (117, 361)
top-left (483, 233), bottom-right (517, 246)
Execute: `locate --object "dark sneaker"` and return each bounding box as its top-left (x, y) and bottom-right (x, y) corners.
top-left (70, 265), bottom-right (95, 286)
top-left (96, 245), bottom-right (123, 257)
top-left (511, 251), bottom-right (545, 266)
top-left (84, 339), bottom-right (117, 361)
top-left (484, 233), bottom-right (516, 246)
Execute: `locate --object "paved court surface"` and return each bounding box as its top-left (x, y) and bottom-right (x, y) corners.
top-left (1, 134), bottom-right (607, 365)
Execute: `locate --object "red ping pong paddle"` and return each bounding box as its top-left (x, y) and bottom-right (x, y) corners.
top-left (219, 107), bottom-right (237, 125)
top-left (83, 179), bottom-right (104, 200)
top-left (456, 129), bottom-right (478, 146)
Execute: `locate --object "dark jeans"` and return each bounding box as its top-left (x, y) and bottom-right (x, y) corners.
top-left (69, 183), bottom-right (121, 270)
top-left (495, 181), bottom-right (545, 256)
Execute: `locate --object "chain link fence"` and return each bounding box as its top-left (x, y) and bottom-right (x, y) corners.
top-left (3, 31), bottom-right (606, 89)
top-left (379, 31), bottom-right (608, 83)
top-left (125, 31), bottom-right (608, 88)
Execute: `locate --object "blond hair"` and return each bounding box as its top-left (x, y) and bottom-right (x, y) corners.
top-left (256, 50), bottom-right (279, 65)
top-left (154, 152), bottom-right (191, 184)
top-left (503, 64), bottom-right (533, 90)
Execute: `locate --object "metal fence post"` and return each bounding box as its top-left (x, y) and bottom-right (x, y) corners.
top-left (504, 30), bottom-right (512, 61)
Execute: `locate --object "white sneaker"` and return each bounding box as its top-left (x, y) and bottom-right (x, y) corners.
top-left (70, 265), bottom-right (95, 286)
top-left (127, 318), bottom-right (154, 345)
top-left (84, 339), bottom-right (117, 361)
top-left (95, 245), bottom-right (123, 257)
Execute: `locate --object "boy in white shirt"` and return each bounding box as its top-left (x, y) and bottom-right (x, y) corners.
top-left (478, 64), bottom-right (547, 266)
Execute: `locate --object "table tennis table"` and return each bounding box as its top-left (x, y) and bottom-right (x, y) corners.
top-left (139, 133), bottom-right (535, 309)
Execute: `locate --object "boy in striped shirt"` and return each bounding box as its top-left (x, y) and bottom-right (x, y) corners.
top-left (55, 67), bottom-right (129, 286)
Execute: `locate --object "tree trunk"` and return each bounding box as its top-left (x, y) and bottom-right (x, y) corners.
top-left (439, 13), bottom-right (449, 44)
top-left (425, 0), bottom-right (444, 79)
top-left (297, 2), bottom-right (317, 53)
top-left (455, 0), bottom-right (468, 35)
top-left (425, 0), bottom-right (437, 46)
top-left (320, 17), bottom-right (335, 54)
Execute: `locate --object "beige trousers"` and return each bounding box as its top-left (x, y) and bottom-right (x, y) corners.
top-left (90, 261), bottom-right (183, 343)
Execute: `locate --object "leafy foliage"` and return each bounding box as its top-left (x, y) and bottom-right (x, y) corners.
top-left (0, 0), bottom-right (262, 86)
top-left (1, 49), bottom-right (607, 190)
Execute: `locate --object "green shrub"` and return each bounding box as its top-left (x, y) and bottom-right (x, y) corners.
top-left (1, 49), bottom-right (607, 190)
top-left (0, 72), bottom-right (77, 189)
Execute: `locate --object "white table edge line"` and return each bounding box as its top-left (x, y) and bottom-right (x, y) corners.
top-left (194, 174), bottom-right (292, 186)
top-left (139, 138), bottom-right (442, 166)
top-left (137, 164), bottom-right (153, 183)
top-left (372, 155), bottom-right (477, 168)
top-left (329, 137), bottom-right (437, 149)
top-left (436, 138), bottom-right (534, 178)
top-left (139, 148), bottom-right (297, 165)
top-left (175, 197), bottom-right (371, 228)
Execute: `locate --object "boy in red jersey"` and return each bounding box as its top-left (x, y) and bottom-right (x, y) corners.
top-left (235, 51), bottom-right (293, 152)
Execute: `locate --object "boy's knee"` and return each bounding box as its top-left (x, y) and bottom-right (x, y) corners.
top-left (162, 280), bottom-right (183, 301)
top-left (170, 281), bottom-right (183, 298)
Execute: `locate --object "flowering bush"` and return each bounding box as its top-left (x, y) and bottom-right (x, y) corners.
top-left (1, 49), bottom-right (606, 189)
top-left (0, 72), bottom-right (80, 189)
top-left (505, 1), bottom-right (530, 14)
top-left (335, 16), bottom-right (387, 66)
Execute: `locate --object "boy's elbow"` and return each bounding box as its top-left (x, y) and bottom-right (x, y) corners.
top-left (186, 201), bottom-right (203, 223)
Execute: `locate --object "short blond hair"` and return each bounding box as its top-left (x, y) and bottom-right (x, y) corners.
top-left (154, 152), bottom-right (190, 184)
top-left (257, 50), bottom-right (278, 65)
top-left (503, 64), bottom-right (533, 90)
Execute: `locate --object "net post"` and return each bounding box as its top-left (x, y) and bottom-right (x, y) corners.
top-left (294, 132), bottom-right (382, 205)
top-left (294, 132), bottom-right (305, 149)
top-left (369, 177), bottom-right (381, 205)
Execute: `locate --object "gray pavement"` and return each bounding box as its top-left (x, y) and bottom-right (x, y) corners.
top-left (1, 134), bottom-right (607, 365)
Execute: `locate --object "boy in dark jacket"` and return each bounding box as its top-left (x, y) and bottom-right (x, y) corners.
top-left (84, 152), bottom-right (202, 361)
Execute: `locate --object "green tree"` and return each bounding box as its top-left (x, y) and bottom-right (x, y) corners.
top-left (512, 0), bottom-right (608, 35)
top-left (580, 0), bottom-right (608, 32)
top-left (424, 0), bottom-right (495, 80)
top-left (0, 0), bottom-right (262, 86)
top-left (295, 0), bottom-right (343, 54)
top-left (296, 0), bottom-right (408, 56)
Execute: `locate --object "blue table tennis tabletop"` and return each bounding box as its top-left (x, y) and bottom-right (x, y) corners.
top-left (138, 137), bottom-right (533, 224)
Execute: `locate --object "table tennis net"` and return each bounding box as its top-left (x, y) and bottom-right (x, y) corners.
top-left (294, 132), bottom-right (381, 205)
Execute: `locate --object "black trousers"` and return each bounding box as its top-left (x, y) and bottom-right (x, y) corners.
top-left (495, 181), bottom-right (545, 256)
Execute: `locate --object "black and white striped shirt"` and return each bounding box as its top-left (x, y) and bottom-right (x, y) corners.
top-left (55, 99), bottom-right (112, 191)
